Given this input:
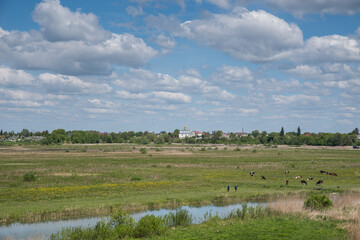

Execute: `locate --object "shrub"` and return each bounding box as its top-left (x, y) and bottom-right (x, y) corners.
top-left (109, 209), bottom-right (134, 238)
top-left (134, 215), bottom-right (165, 238)
top-left (200, 147), bottom-right (206, 151)
top-left (164, 209), bottom-right (193, 227)
top-left (131, 176), bottom-right (142, 181)
top-left (23, 172), bottom-right (36, 182)
top-left (140, 148), bottom-right (147, 154)
top-left (234, 148), bottom-right (241, 151)
top-left (304, 195), bottom-right (333, 210)
top-left (252, 149), bottom-right (257, 153)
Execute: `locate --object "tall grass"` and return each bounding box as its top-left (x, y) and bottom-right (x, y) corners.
top-left (163, 208), bottom-right (193, 227)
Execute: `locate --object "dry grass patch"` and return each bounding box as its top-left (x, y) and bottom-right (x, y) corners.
top-left (269, 191), bottom-right (360, 239)
top-left (51, 172), bottom-right (99, 177)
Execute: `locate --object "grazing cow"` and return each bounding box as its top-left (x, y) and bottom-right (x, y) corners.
top-left (307, 177), bottom-right (313, 180)
top-left (295, 176), bottom-right (302, 179)
top-left (261, 176), bottom-right (266, 180)
top-left (331, 173), bottom-right (337, 176)
top-left (250, 171), bottom-right (255, 177)
top-left (320, 170), bottom-right (326, 174)
top-left (285, 171), bottom-right (290, 174)
top-left (301, 180), bottom-right (307, 185)
top-left (316, 180), bottom-right (323, 186)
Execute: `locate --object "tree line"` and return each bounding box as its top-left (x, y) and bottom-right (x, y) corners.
top-left (0, 127), bottom-right (359, 146)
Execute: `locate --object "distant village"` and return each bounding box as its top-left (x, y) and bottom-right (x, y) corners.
top-left (0, 126), bottom-right (359, 147)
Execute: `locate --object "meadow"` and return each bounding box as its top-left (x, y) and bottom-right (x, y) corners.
top-left (0, 143), bottom-right (359, 225)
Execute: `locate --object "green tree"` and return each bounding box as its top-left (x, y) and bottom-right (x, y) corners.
top-left (352, 128), bottom-right (359, 135)
top-left (297, 126), bottom-right (301, 136)
top-left (280, 127), bottom-right (284, 137)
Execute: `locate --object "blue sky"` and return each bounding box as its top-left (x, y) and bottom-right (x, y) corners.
top-left (1, 0), bottom-right (360, 133)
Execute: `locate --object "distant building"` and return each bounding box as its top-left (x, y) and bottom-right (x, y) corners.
top-left (235, 132), bottom-right (248, 137)
top-left (179, 125), bottom-right (196, 139)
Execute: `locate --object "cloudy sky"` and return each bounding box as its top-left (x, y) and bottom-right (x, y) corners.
top-left (0, 0), bottom-right (360, 133)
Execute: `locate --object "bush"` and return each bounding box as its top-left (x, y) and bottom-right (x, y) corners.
top-left (134, 215), bottom-right (165, 238)
top-left (109, 209), bottom-right (134, 238)
top-left (23, 172), bottom-right (36, 182)
top-left (164, 209), bottom-right (193, 227)
top-left (140, 148), bottom-right (147, 154)
top-left (304, 195), bottom-right (333, 210)
top-left (131, 176), bottom-right (142, 181)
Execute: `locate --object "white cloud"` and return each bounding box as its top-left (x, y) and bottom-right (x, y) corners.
top-left (126, 6), bottom-right (144, 17)
top-left (88, 99), bottom-right (115, 108)
top-left (292, 35), bottom-right (360, 64)
top-left (272, 94), bottom-right (320, 105)
top-left (178, 7), bottom-right (303, 62)
top-left (0, 0), bottom-right (157, 76)
top-left (212, 66), bottom-right (253, 88)
top-left (84, 108), bottom-right (118, 114)
top-left (155, 34), bottom-right (176, 49)
top-left (33, 0), bottom-right (111, 43)
top-left (266, 0), bottom-right (360, 17)
top-left (206, 0), bottom-right (232, 9)
top-left (116, 90), bottom-right (148, 99)
top-left (153, 91), bottom-right (192, 103)
top-left (38, 73), bottom-right (112, 94)
top-left (0, 88), bottom-right (43, 101)
top-left (0, 66), bottom-right (35, 87)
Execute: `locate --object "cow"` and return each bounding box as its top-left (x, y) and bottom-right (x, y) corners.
top-left (261, 176), bottom-right (266, 180)
top-left (307, 177), bottom-right (313, 180)
top-left (250, 171), bottom-right (255, 177)
top-left (295, 176), bottom-right (302, 179)
top-left (300, 180), bottom-right (307, 185)
top-left (316, 180), bottom-right (323, 186)
top-left (320, 170), bottom-right (326, 174)
top-left (285, 171), bottom-right (290, 174)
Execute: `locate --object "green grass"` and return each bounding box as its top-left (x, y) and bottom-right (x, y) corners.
top-left (0, 144), bottom-right (359, 223)
top-left (155, 215), bottom-right (348, 240)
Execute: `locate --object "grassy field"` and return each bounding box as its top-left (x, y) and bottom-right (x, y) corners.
top-left (0, 143), bottom-right (359, 224)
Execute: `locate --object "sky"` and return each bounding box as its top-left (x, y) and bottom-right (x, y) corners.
top-left (0, 0), bottom-right (360, 134)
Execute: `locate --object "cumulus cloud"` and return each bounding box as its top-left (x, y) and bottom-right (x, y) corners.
top-left (212, 66), bottom-right (253, 88)
top-left (33, 0), bottom-right (111, 43)
top-left (0, 0), bottom-right (157, 75)
top-left (272, 94), bottom-right (320, 105)
top-left (153, 91), bottom-right (191, 103)
top-left (266, 0), bottom-right (360, 17)
top-left (178, 7), bottom-right (303, 62)
top-left (116, 90), bottom-right (148, 99)
top-left (38, 73), bottom-right (112, 94)
top-left (291, 35), bottom-right (360, 64)
top-left (0, 66), bottom-right (35, 87)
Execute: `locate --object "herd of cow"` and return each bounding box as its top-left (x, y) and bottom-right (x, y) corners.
top-left (249, 170), bottom-right (338, 187)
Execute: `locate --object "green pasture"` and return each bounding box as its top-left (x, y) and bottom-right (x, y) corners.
top-left (0, 144), bottom-right (359, 223)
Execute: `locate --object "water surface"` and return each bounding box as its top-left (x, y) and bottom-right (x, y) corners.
top-left (0, 202), bottom-right (264, 240)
